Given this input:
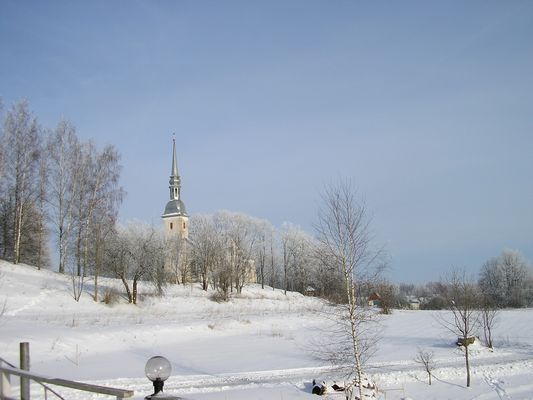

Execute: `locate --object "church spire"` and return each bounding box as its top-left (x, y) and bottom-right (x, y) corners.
top-left (169, 136), bottom-right (181, 201)
top-left (162, 135), bottom-right (189, 248)
top-left (171, 135), bottom-right (178, 178)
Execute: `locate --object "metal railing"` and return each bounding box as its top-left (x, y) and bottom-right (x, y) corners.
top-left (0, 357), bottom-right (64, 399)
top-left (0, 357), bottom-right (134, 400)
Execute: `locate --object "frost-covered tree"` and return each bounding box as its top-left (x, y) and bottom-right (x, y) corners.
top-left (439, 268), bottom-right (480, 387)
top-left (479, 249), bottom-right (532, 308)
top-left (280, 222), bottom-right (314, 295)
top-left (104, 222), bottom-right (164, 304)
top-left (189, 214), bottom-right (224, 289)
top-left (0, 101), bottom-right (45, 264)
top-left (46, 121), bottom-right (83, 274)
top-left (213, 211), bottom-right (260, 294)
top-left (76, 142), bottom-right (123, 300)
top-left (254, 219), bottom-right (275, 290)
top-left (314, 181), bottom-right (383, 399)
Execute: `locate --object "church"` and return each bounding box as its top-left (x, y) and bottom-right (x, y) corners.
top-left (161, 138), bottom-right (188, 241)
top-left (160, 138), bottom-right (256, 285)
top-left (161, 138), bottom-right (189, 280)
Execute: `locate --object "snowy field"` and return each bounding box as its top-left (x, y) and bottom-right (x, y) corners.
top-left (1, 261), bottom-right (533, 400)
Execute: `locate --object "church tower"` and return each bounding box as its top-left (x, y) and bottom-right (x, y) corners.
top-left (162, 138), bottom-right (188, 239)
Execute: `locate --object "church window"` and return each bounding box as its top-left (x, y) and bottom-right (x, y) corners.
top-left (182, 222), bottom-right (186, 230)
top-left (170, 222), bottom-right (173, 230)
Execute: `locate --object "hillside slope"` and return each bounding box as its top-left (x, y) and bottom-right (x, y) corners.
top-left (2, 261), bottom-right (533, 399)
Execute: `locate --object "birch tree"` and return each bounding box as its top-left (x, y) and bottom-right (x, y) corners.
top-left (0, 101), bottom-right (42, 264)
top-left (78, 143), bottom-right (123, 301)
top-left (314, 181), bottom-right (382, 399)
top-left (105, 223), bottom-right (164, 304)
top-left (189, 214), bottom-right (223, 290)
top-left (479, 249), bottom-right (532, 308)
top-left (255, 220), bottom-right (274, 289)
top-left (214, 211), bottom-right (259, 294)
top-left (34, 150), bottom-right (50, 269)
top-left (46, 121), bottom-right (83, 274)
top-left (280, 223), bottom-right (315, 294)
top-left (280, 222), bottom-right (299, 295)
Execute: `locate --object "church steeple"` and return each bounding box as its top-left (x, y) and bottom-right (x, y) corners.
top-left (169, 137), bottom-right (181, 200)
top-left (162, 137), bottom-right (187, 218)
top-left (162, 136), bottom-right (189, 273)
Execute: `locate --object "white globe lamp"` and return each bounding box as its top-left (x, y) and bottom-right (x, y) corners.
top-left (144, 356), bottom-right (172, 398)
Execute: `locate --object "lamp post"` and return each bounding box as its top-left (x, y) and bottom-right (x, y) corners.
top-left (144, 356), bottom-right (172, 399)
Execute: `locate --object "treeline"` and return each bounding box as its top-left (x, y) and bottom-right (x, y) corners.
top-left (0, 100), bottom-right (123, 280)
top-left (188, 211), bottom-right (351, 301)
top-left (99, 212), bottom-right (356, 304)
top-left (100, 183), bottom-right (386, 305)
top-left (382, 249), bottom-right (533, 310)
top-left (3, 100), bottom-right (530, 310)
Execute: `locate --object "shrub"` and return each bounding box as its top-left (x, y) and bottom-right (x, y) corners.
top-left (102, 287), bottom-right (120, 305)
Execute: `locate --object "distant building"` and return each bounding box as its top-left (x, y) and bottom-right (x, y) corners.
top-left (162, 138), bottom-right (188, 239)
top-left (304, 286), bottom-right (317, 297)
top-left (407, 296), bottom-right (421, 310)
top-left (162, 138), bottom-right (188, 275)
top-left (368, 292), bottom-right (381, 307)
top-left (160, 138), bottom-right (256, 285)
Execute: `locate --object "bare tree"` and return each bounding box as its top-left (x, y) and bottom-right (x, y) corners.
top-left (164, 233), bottom-right (188, 285)
top-left (479, 295), bottom-right (499, 349)
top-left (104, 222), bottom-right (164, 304)
top-left (80, 144), bottom-right (123, 301)
top-left (46, 121), bottom-right (83, 274)
top-left (374, 280), bottom-right (397, 314)
top-left (255, 219), bottom-right (274, 289)
top-left (73, 141), bottom-right (92, 277)
top-left (415, 348), bottom-right (436, 385)
top-left (314, 181), bottom-right (383, 399)
top-left (479, 249), bottom-right (532, 308)
top-left (189, 214), bottom-right (222, 289)
top-left (269, 230), bottom-right (279, 290)
top-left (214, 211), bottom-right (259, 294)
top-left (280, 222), bottom-right (313, 295)
top-left (0, 101), bottom-right (41, 264)
top-left (438, 268), bottom-right (480, 387)
top-left (35, 149), bottom-right (50, 269)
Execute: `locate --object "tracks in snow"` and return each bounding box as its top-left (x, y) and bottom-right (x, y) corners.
top-left (94, 353), bottom-right (533, 397)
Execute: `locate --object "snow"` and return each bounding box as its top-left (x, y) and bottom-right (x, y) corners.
top-left (2, 260), bottom-right (533, 399)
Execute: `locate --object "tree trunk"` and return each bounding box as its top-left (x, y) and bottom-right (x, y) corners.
top-left (93, 236), bottom-right (100, 302)
top-left (76, 228), bottom-right (82, 277)
top-left (121, 276), bottom-right (132, 303)
top-left (284, 263), bottom-right (288, 295)
top-left (465, 344), bottom-right (471, 387)
top-left (132, 278), bottom-right (138, 305)
top-left (13, 200), bottom-right (23, 264)
top-left (59, 225), bottom-right (65, 273)
top-left (345, 271), bottom-right (364, 400)
top-left (270, 241), bottom-right (275, 290)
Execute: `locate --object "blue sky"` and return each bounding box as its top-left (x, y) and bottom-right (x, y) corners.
top-left (1, 1), bottom-right (532, 282)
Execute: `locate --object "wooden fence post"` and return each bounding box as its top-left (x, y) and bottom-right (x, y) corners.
top-left (20, 342), bottom-right (30, 400)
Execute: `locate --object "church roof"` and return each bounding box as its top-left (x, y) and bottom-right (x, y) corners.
top-left (163, 198), bottom-right (187, 217)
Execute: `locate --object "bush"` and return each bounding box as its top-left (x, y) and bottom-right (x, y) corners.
top-left (209, 289), bottom-right (229, 303)
top-left (101, 287), bottom-right (120, 305)
top-left (422, 295), bottom-right (447, 310)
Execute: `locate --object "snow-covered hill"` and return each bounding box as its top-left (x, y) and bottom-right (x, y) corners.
top-left (1, 260), bottom-right (533, 399)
